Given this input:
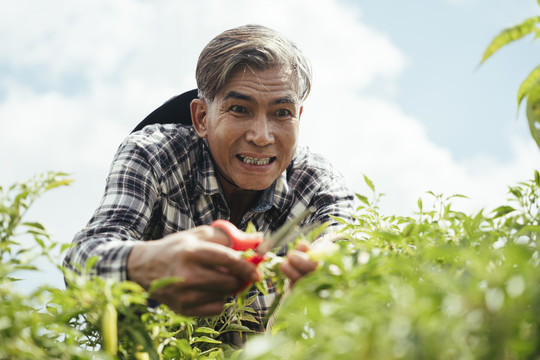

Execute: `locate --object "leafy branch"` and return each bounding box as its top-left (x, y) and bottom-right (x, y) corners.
top-left (479, 10), bottom-right (540, 149)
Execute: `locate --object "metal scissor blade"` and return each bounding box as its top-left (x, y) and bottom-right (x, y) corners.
top-left (256, 206), bottom-right (315, 255)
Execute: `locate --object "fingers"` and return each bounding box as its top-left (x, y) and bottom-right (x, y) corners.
top-left (281, 246), bottom-right (318, 286)
top-left (295, 240), bottom-right (310, 252)
top-left (179, 263), bottom-right (242, 290)
top-left (280, 261), bottom-right (303, 284)
top-left (130, 226), bottom-right (264, 317)
top-left (162, 228), bottom-right (261, 283)
top-left (188, 239), bottom-right (261, 283)
top-left (288, 243), bottom-right (318, 273)
top-left (191, 225), bottom-right (233, 247)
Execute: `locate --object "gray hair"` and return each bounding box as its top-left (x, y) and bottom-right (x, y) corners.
top-left (195, 24), bottom-right (312, 103)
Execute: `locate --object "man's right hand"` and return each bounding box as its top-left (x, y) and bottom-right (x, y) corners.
top-left (126, 226), bottom-right (261, 316)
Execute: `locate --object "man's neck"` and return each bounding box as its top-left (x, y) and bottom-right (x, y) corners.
top-left (217, 173), bottom-right (261, 227)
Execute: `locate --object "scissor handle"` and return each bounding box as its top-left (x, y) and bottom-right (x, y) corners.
top-left (211, 220), bottom-right (265, 293)
top-left (211, 220), bottom-right (263, 251)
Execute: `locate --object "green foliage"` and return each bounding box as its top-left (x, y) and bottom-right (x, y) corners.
top-left (0, 172), bottom-right (100, 359)
top-left (2, 171), bottom-right (540, 359)
top-left (0, 171), bottom-right (73, 257)
top-left (241, 171), bottom-right (540, 359)
top-left (0, 172), bottom-right (284, 359)
top-left (479, 7), bottom-right (540, 149)
top-left (517, 65), bottom-right (540, 109)
top-left (479, 16), bottom-right (540, 65)
top-left (526, 80), bottom-right (540, 150)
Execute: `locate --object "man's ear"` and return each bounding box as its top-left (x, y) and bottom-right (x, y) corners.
top-left (299, 105), bottom-right (303, 120)
top-left (191, 99), bottom-right (208, 138)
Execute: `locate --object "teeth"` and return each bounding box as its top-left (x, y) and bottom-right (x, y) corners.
top-left (241, 156), bottom-right (271, 165)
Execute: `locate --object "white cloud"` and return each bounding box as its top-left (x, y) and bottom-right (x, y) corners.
top-left (301, 91), bottom-right (540, 216)
top-left (0, 0), bottom-right (407, 183)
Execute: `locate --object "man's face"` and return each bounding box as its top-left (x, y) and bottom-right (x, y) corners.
top-left (192, 66), bottom-right (302, 191)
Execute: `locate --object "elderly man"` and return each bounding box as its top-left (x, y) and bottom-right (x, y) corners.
top-left (63, 24), bottom-right (354, 333)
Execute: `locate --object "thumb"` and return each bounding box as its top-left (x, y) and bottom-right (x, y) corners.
top-left (295, 240), bottom-right (311, 252)
top-left (203, 226), bottom-right (234, 247)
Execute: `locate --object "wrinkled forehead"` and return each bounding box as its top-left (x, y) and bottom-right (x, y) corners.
top-left (219, 64), bottom-right (301, 102)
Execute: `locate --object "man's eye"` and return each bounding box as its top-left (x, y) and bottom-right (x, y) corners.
top-left (229, 105), bottom-right (246, 113)
top-left (275, 109), bottom-right (292, 117)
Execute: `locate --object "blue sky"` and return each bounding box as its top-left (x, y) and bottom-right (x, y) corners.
top-left (356, 0), bottom-right (540, 162)
top-left (1, 0), bottom-right (539, 289)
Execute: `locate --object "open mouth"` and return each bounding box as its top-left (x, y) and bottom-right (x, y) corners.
top-left (237, 155), bottom-right (276, 165)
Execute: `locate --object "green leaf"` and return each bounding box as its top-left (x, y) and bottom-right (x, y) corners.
top-left (517, 65), bottom-right (540, 111)
top-left (222, 323), bottom-right (255, 333)
top-left (239, 313), bottom-right (259, 323)
top-left (245, 222), bottom-right (258, 233)
top-left (515, 225), bottom-right (540, 237)
top-left (85, 256), bottom-right (99, 273)
top-left (509, 186), bottom-right (523, 199)
top-left (479, 16), bottom-right (540, 64)
top-left (162, 346), bottom-right (181, 358)
top-left (535, 170), bottom-right (540, 186)
top-left (194, 327), bottom-right (220, 336)
top-left (22, 221), bottom-right (45, 230)
top-left (402, 223), bottom-right (417, 237)
top-left (491, 205), bottom-right (516, 218)
top-left (148, 276), bottom-right (183, 294)
top-left (372, 229), bottom-right (400, 242)
top-left (60, 243), bottom-right (73, 253)
top-left (33, 236), bottom-right (45, 249)
top-left (119, 280), bottom-right (145, 293)
top-left (355, 193), bottom-right (370, 206)
top-left (44, 178), bottom-right (74, 191)
top-left (46, 304), bottom-right (59, 316)
top-left (363, 174), bottom-right (375, 192)
top-left (239, 294), bottom-right (258, 308)
top-left (447, 194), bottom-right (469, 200)
top-left (191, 336), bottom-right (222, 344)
top-left (174, 339), bottom-right (194, 356)
top-left (17, 264), bottom-right (39, 271)
top-left (254, 279), bottom-right (269, 296)
top-left (125, 327), bottom-right (159, 360)
top-left (526, 80), bottom-right (540, 150)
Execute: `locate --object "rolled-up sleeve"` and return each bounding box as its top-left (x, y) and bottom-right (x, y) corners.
top-left (285, 147), bottom-right (355, 233)
top-left (63, 138), bottom-right (161, 282)
top-left (310, 170), bottom-right (355, 229)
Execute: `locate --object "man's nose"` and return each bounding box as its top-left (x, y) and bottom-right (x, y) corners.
top-left (245, 114), bottom-right (274, 146)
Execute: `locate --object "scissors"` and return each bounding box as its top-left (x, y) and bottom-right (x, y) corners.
top-left (211, 206), bottom-right (314, 267)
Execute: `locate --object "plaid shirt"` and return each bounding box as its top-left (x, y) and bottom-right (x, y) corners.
top-left (63, 123), bottom-right (354, 332)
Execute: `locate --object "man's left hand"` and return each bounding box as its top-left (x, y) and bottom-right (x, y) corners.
top-left (280, 240), bottom-right (318, 286)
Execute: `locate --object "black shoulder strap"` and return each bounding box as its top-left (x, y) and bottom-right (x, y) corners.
top-left (131, 89), bottom-right (199, 133)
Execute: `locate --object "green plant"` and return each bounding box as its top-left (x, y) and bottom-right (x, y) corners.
top-left (0, 172), bottom-right (102, 359)
top-left (479, 4), bottom-right (540, 149)
top-left (3, 170), bottom-right (540, 359)
top-left (0, 172), bottom-right (289, 359)
top-left (241, 172), bottom-right (540, 359)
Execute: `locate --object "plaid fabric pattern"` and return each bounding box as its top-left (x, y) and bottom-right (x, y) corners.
top-left (63, 123), bottom-right (354, 332)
